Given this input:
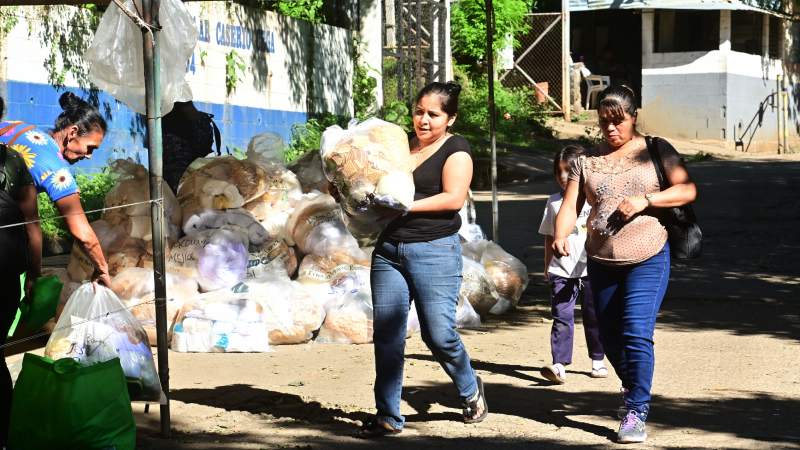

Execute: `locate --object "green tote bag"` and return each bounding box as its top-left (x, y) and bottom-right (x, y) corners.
top-left (8, 354), bottom-right (136, 450)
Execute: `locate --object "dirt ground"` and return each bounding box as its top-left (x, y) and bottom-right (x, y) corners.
top-left (10, 138), bottom-right (800, 449)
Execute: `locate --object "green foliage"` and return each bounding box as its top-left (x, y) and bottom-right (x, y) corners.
top-left (0, 7), bottom-right (19, 35)
top-left (274, 0), bottom-right (324, 23)
top-left (38, 170), bottom-right (115, 242)
top-left (225, 50), bottom-right (247, 95)
top-left (284, 113), bottom-right (348, 163)
top-left (686, 151), bottom-right (714, 163)
top-left (380, 100), bottom-right (412, 131)
top-left (353, 40), bottom-right (378, 121)
top-left (451, 0), bottom-right (535, 70)
top-left (453, 71), bottom-right (550, 152)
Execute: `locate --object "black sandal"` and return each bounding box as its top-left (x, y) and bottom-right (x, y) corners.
top-left (356, 418), bottom-right (402, 438)
top-left (463, 376), bottom-right (489, 424)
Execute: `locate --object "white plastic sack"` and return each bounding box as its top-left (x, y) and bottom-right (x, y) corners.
top-left (183, 208), bottom-right (269, 249)
top-left (247, 239), bottom-right (298, 279)
top-left (171, 291), bottom-right (270, 353)
top-left (456, 296), bottom-right (482, 329)
top-left (85, 0), bottom-right (198, 115)
top-left (320, 118), bottom-right (415, 216)
top-left (45, 284), bottom-right (163, 402)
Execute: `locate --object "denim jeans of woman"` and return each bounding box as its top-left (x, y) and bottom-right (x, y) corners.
top-left (587, 244), bottom-right (670, 419)
top-left (371, 233), bottom-right (478, 430)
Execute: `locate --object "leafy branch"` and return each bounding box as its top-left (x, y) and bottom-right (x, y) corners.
top-left (225, 49), bottom-right (247, 95)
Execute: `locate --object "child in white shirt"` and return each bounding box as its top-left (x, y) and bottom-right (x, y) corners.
top-left (538, 145), bottom-right (606, 383)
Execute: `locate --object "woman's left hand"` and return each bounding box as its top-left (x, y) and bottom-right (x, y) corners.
top-left (616, 196), bottom-right (649, 221)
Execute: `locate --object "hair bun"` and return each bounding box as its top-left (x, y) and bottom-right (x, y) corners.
top-left (445, 81), bottom-right (462, 97)
top-left (58, 92), bottom-right (86, 111)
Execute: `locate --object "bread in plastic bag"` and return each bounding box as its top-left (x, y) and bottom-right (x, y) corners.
top-left (177, 157), bottom-right (271, 226)
top-left (102, 160), bottom-right (182, 242)
top-left (320, 118), bottom-right (415, 216)
top-left (111, 267), bottom-right (199, 344)
top-left (85, 0), bottom-right (197, 115)
top-left (44, 284), bottom-right (163, 402)
top-left (247, 239), bottom-right (298, 280)
top-left (479, 242), bottom-right (529, 307)
top-left (460, 256), bottom-right (500, 316)
top-left (286, 191), bottom-right (362, 257)
top-left (316, 290), bottom-right (373, 344)
top-left (240, 162), bottom-right (303, 241)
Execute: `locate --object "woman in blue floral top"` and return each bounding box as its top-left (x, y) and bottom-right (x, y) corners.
top-left (0, 92), bottom-right (112, 288)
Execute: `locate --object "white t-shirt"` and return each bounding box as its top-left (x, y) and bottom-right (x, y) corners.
top-left (538, 192), bottom-right (591, 278)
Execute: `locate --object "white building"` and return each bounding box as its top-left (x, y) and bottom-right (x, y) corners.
top-left (570, 0), bottom-right (797, 152)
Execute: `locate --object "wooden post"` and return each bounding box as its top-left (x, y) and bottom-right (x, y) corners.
top-left (561, 0), bottom-right (571, 121)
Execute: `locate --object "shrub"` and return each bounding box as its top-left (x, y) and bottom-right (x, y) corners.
top-left (38, 169), bottom-right (115, 242)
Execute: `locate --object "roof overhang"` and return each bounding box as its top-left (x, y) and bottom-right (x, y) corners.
top-left (569, 0), bottom-right (790, 17)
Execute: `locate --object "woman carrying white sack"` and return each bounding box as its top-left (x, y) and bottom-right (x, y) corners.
top-left (345, 82), bottom-right (487, 438)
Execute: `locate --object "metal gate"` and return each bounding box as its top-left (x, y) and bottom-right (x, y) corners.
top-left (500, 13), bottom-right (564, 112)
top-left (382, 0), bottom-right (449, 104)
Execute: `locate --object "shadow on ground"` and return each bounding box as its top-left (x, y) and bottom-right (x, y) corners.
top-left (138, 376), bottom-right (800, 449)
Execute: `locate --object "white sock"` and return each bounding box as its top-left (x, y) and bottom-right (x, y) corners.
top-left (592, 359), bottom-right (606, 370)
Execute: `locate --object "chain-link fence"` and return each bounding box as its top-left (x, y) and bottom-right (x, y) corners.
top-left (500, 13), bottom-right (564, 112)
top-left (382, 0), bottom-right (448, 105)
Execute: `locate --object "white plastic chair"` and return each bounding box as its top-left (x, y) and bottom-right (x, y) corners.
top-left (585, 74), bottom-right (611, 110)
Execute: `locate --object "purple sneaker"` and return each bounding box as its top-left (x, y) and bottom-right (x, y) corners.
top-left (617, 410), bottom-right (647, 443)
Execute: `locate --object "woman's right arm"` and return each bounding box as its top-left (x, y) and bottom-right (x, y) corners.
top-left (54, 193), bottom-right (112, 287)
top-left (552, 179), bottom-right (583, 257)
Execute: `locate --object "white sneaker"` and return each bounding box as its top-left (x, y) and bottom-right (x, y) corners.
top-left (591, 360), bottom-right (608, 378)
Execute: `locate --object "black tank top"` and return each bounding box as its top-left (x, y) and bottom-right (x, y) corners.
top-left (381, 135), bottom-right (472, 243)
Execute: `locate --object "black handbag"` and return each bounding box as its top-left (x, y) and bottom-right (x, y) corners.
top-left (645, 136), bottom-right (703, 259)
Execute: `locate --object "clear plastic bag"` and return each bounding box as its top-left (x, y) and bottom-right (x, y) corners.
top-left (460, 256), bottom-right (500, 316)
top-left (169, 229), bottom-right (249, 292)
top-left (480, 242), bottom-right (530, 307)
top-left (44, 284), bottom-right (163, 402)
top-left (315, 290), bottom-right (373, 344)
top-left (183, 208), bottom-right (269, 249)
top-left (320, 118), bottom-right (415, 216)
top-left (171, 290), bottom-right (270, 353)
top-left (247, 239), bottom-right (298, 280)
top-left (246, 133), bottom-right (285, 165)
top-left (288, 151), bottom-right (329, 194)
top-left (85, 0), bottom-right (198, 115)
top-left (286, 191), bottom-right (362, 257)
top-left (456, 296), bottom-right (482, 329)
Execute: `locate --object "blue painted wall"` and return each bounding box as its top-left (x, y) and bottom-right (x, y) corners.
top-left (2, 80), bottom-right (307, 173)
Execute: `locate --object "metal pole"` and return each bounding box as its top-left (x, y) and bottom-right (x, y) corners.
top-left (486, 0), bottom-right (499, 243)
top-left (141, 0), bottom-right (171, 437)
top-left (777, 75), bottom-right (783, 154)
top-left (561, 0), bottom-right (571, 121)
top-left (781, 78), bottom-right (789, 154)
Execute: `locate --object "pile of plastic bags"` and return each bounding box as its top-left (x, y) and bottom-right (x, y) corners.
top-left (56, 130), bottom-right (531, 354)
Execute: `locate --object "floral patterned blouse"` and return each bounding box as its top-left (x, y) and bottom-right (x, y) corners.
top-left (0, 121), bottom-right (79, 202)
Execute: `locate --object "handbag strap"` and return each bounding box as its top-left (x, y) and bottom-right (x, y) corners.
top-left (645, 136), bottom-right (670, 191)
top-left (4, 124), bottom-right (36, 147)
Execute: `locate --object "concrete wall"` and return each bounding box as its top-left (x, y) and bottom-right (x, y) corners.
top-left (0, 2), bottom-right (354, 170)
top-left (638, 9), bottom-right (796, 152)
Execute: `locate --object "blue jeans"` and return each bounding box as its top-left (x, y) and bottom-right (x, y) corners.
top-left (371, 233), bottom-right (478, 430)
top-left (587, 244), bottom-right (670, 419)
